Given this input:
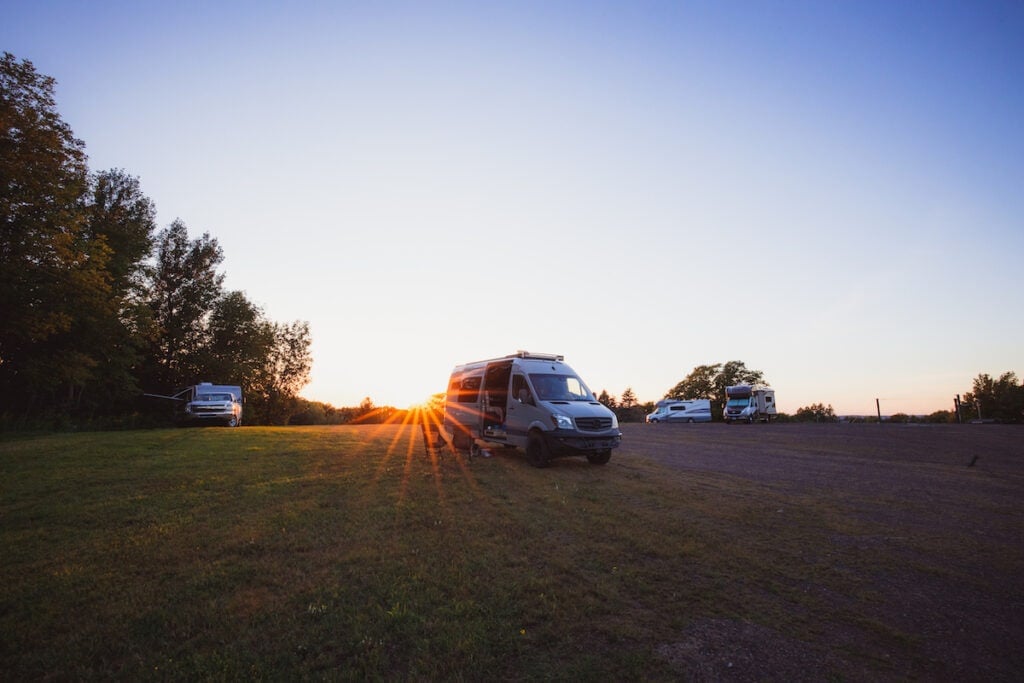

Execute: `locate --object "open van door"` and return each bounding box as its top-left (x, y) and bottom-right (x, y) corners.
top-left (445, 370), bottom-right (483, 450)
top-left (481, 360), bottom-right (513, 440)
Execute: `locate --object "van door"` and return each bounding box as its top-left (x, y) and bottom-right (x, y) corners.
top-left (505, 372), bottom-right (545, 448)
top-left (445, 372), bottom-right (483, 449)
top-left (482, 360), bottom-right (513, 439)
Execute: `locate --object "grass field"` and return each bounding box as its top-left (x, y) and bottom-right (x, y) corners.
top-left (1, 422), bottom-right (1021, 680)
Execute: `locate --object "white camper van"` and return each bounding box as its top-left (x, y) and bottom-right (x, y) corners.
top-left (443, 352), bottom-right (621, 467)
top-left (182, 383), bottom-right (243, 427)
top-left (723, 385), bottom-right (776, 423)
top-left (646, 398), bottom-right (712, 423)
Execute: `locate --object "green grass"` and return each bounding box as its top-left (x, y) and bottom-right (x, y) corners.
top-left (0, 424), bottom-right (1004, 679)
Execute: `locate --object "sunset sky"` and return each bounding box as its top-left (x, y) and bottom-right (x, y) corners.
top-left (5, 1), bottom-right (1022, 415)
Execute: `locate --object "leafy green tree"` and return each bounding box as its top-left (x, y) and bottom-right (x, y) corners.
top-left (0, 53), bottom-right (313, 426)
top-left (666, 364), bottom-right (719, 400)
top-left (666, 361), bottom-right (766, 421)
top-left (72, 169), bottom-right (157, 414)
top-left (793, 403), bottom-right (837, 423)
top-left (0, 53), bottom-right (127, 417)
top-left (962, 372), bottom-right (1023, 423)
top-left (620, 387), bottom-right (637, 408)
top-left (616, 387), bottom-right (645, 422)
top-left (248, 320), bottom-right (313, 425)
top-left (84, 169), bottom-right (155, 296)
top-left (1, 53), bottom-right (87, 398)
top-left (143, 220), bottom-right (225, 390)
top-left (202, 291), bottom-right (274, 387)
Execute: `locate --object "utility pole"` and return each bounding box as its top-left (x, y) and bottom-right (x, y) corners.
top-left (876, 398), bottom-right (882, 423)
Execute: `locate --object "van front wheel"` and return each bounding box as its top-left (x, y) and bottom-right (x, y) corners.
top-left (526, 432), bottom-right (550, 468)
top-left (587, 450), bottom-right (611, 465)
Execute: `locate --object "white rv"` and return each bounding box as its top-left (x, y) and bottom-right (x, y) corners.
top-left (443, 352), bottom-right (621, 467)
top-left (647, 398), bottom-right (712, 423)
top-left (182, 383), bottom-right (243, 427)
top-left (723, 385), bottom-right (776, 423)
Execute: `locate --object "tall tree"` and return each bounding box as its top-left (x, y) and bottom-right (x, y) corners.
top-left (243, 320), bottom-right (313, 425)
top-left (201, 291), bottom-right (274, 387)
top-left (667, 364), bottom-right (721, 401)
top-left (67, 169), bottom-right (158, 414)
top-left (620, 387), bottom-right (638, 408)
top-left (0, 52), bottom-right (107, 415)
top-left (84, 169), bottom-right (155, 297)
top-left (666, 361), bottom-right (766, 421)
top-left (144, 220), bottom-right (224, 390)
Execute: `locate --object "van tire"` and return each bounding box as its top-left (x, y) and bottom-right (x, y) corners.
top-left (587, 450), bottom-right (611, 465)
top-left (527, 432), bottom-right (550, 468)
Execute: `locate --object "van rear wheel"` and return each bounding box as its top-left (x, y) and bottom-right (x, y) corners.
top-left (587, 450), bottom-right (611, 465)
top-left (526, 432), bottom-right (550, 468)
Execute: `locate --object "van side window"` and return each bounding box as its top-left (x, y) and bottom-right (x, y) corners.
top-left (458, 376), bottom-right (481, 403)
top-left (511, 374), bottom-right (532, 403)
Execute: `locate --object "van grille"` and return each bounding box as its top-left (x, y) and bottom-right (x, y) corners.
top-left (576, 417), bottom-right (612, 431)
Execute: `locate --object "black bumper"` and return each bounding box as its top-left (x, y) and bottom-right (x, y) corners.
top-left (544, 429), bottom-right (622, 456)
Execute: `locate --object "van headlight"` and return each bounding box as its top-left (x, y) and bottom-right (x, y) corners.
top-left (551, 413), bottom-right (574, 430)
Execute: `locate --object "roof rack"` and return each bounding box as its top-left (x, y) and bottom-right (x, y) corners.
top-left (510, 350), bottom-right (564, 361)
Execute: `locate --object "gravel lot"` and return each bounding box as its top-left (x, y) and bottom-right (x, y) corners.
top-left (616, 422), bottom-right (1024, 681)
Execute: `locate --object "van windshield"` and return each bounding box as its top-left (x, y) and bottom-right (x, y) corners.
top-left (529, 374), bottom-right (591, 401)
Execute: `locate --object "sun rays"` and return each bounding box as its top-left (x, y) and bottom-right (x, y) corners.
top-left (359, 400), bottom-right (485, 518)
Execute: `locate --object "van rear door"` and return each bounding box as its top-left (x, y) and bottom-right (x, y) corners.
top-left (445, 371), bottom-right (483, 449)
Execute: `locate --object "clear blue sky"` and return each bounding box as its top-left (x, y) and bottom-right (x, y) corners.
top-left (5, 1), bottom-right (1023, 414)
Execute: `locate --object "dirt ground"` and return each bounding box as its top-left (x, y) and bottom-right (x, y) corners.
top-left (616, 422), bottom-right (1024, 681)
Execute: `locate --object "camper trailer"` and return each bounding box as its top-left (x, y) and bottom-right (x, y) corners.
top-left (443, 352), bottom-right (621, 467)
top-left (723, 385), bottom-right (776, 423)
top-left (646, 398), bottom-right (712, 423)
top-left (176, 383), bottom-right (243, 426)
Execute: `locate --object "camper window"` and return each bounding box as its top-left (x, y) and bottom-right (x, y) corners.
top-left (512, 374), bottom-right (534, 404)
top-left (457, 376), bottom-right (481, 403)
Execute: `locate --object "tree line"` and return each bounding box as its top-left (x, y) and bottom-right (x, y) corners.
top-left (598, 362), bottom-right (1023, 424)
top-left (1, 53), bottom-right (313, 428)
